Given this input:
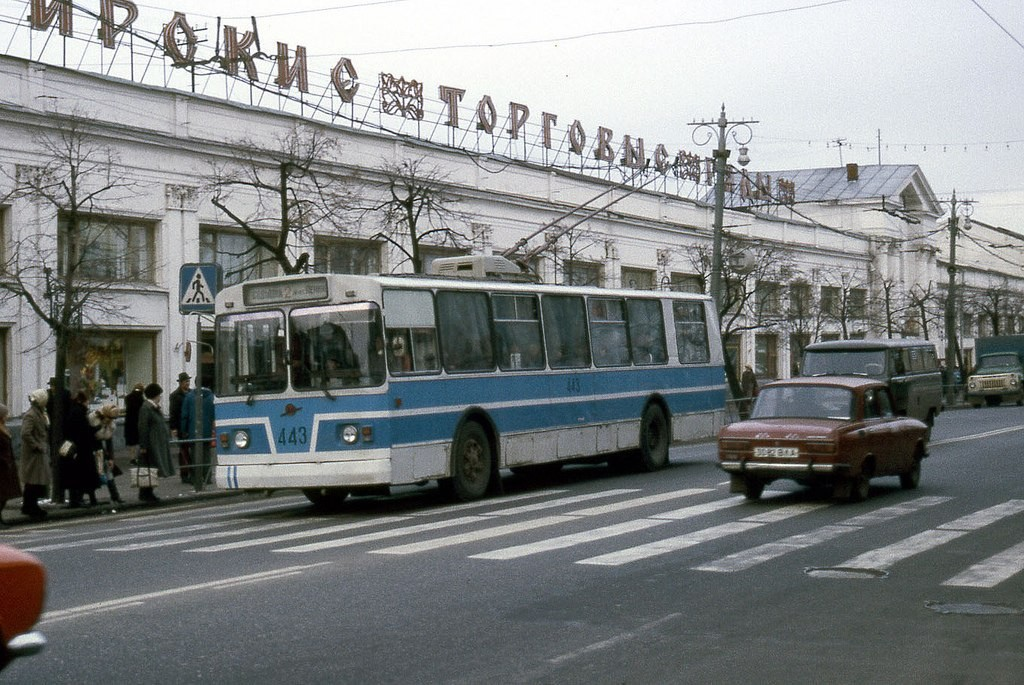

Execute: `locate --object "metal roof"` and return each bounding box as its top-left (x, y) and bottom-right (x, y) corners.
top-left (717, 164), bottom-right (939, 212)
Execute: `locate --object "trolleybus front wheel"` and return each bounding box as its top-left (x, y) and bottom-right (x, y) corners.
top-left (303, 487), bottom-right (350, 508)
top-left (445, 421), bottom-right (493, 502)
top-left (637, 404), bottom-right (670, 472)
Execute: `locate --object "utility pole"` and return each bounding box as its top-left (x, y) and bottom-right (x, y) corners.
top-left (689, 105), bottom-right (756, 314)
top-left (942, 190), bottom-right (973, 405)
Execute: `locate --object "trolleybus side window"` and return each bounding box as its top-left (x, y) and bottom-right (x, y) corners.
top-left (589, 298), bottom-right (631, 367)
top-left (627, 298), bottom-right (668, 365)
top-left (492, 294), bottom-right (545, 371)
top-left (289, 304), bottom-right (385, 389)
top-left (542, 295), bottom-right (591, 369)
top-left (437, 290), bottom-right (495, 373)
top-left (673, 300), bottom-right (710, 364)
top-left (382, 289), bottom-right (440, 375)
top-left (215, 311), bottom-right (289, 396)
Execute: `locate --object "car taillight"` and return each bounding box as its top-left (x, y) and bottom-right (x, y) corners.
top-left (719, 439), bottom-right (750, 453)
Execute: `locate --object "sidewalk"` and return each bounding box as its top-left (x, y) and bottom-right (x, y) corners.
top-left (1, 448), bottom-right (239, 528)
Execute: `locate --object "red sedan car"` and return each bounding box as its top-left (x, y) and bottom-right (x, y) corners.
top-left (718, 377), bottom-right (929, 501)
top-left (0, 545), bottom-right (47, 671)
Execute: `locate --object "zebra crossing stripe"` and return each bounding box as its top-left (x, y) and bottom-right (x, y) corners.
top-left (693, 525), bottom-right (855, 573)
top-left (96, 520), bottom-right (307, 551)
top-left (839, 500), bottom-right (1024, 572)
top-left (469, 518), bottom-right (674, 561)
top-left (189, 515), bottom-right (413, 552)
top-left (578, 521), bottom-right (762, 566)
top-left (838, 529), bottom-right (969, 571)
top-left (275, 515), bottom-right (499, 553)
top-left (694, 496), bottom-right (953, 573)
top-left (943, 540), bottom-right (1024, 588)
top-left (368, 515), bottom-right (581, 555)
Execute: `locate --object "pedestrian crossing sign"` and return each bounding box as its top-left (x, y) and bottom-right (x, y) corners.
top-left (179, 263), bottom-right (222, 314)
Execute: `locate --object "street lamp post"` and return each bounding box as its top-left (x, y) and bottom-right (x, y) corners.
top-left (942, 190), bottom-right (973, 405)
top-left (690, 104), bottom-right (756, 312)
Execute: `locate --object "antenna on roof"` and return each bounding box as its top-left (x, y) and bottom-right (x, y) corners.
top-left (828, 137), bottom-right (848, 166)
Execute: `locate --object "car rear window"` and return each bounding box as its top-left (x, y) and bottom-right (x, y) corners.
top-left (752, 385), bottom-right (854, 420)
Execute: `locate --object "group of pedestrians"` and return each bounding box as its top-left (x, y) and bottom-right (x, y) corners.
top-left (0, 372), bottom-right (215, 524)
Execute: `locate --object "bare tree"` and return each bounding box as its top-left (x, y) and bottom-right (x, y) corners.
top-left (967, 279), bottom-right (1023, 337)
top-left (785, 277), bottom-right (825, 365)
top-left (686, 236), bottom-right (794, 398)
top-left (0, 116), bottom-right (139, 494)
top-left (209, 125), bottom-right (351, 276)
top-left (543, 225), bottom-right (605, 286)
top-left (686, 236), bottom-right (794, 342)
top-left (357, 158), bottom-right (469, 274)
top-left (820, 271), bottom-right (871, 339)
top-left (907, 282), bottom-right (942, 340)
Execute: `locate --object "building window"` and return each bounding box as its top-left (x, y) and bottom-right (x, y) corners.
top-left (670, 273), bottom-right (704, 294)
top-left (314, 237), bottom-right (381, 275)
top-left (621, 267), bottom-right (655, 291)
top-left (200, 227), bottom-right (278, 286)
top-left (789, 282), bottom-right (812, 316)
top-left (420, 246), bottom-right (468, 275)
top-left (564, 260), bottom-right (602, 287)
top-left (849, 288), bottom-right (867, 318)
top-left (69, 331), bottom-right (157, 409)
top-left (755, 333), bottom-right (779, 379)
top-left (756, 280), bottom-right (782, 316)
top-left (821, 286), bottom-right (840, 316)
top-left (0, 327), bottom-right (7, 406)
top-left (59, 214), bottom-right (155, 283)
top-left (0, 205), bottom-right (7, 274)
top-left (789, 333), bottom-right (810, 376)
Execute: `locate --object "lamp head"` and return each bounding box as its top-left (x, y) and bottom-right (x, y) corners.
top-left (737, 146), bottom-right (751, 167)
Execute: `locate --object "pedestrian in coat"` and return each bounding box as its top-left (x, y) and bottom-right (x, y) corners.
top-left (181, 385), bottom-right (215, 485)
top-left (20, 389), bottom-right (51, 520)
top-left (168, 372), bottom-right (192, 483)
top-left (89, 403), bottom-right (123, 504)
top-left (0, 403), bottom-right (22, 526)
top-left (64, 391), bottom-right (101, 508)
top-left (740, 365), bottom-right (759, 419)
top-left (136, 383), bottom-right (173, 503)
top-left (124, 383), bottom-right (145, 453)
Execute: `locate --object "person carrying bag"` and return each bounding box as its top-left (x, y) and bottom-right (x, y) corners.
top-left (134, 383), bottom-right (175, 503)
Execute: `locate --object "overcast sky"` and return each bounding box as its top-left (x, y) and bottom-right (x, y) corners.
top-left (14, 0), bottom-right (1024, 230)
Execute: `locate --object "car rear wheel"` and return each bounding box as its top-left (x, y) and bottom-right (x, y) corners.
top-left (742, 479), bottom-right (765, 500)
top-left (900, 456), bottom-right (922, 489)
top-left (848, 470), bottom-right (871, 502)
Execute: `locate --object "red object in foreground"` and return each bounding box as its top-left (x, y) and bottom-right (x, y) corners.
top-left (0, 544), bottom-right (47, 671)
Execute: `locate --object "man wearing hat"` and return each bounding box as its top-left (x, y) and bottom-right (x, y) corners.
top-left (168, 372), bottom-right (191, 483)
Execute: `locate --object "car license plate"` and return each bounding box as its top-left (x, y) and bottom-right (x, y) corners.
top-left (754, 446), bottom-right (799, 459)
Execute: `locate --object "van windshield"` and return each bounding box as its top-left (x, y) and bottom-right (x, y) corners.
top-left (802, 349), bottom-right (886, 378)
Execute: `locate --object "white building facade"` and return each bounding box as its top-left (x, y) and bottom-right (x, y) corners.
top-left (2, 49), bottom-right (1023, 413)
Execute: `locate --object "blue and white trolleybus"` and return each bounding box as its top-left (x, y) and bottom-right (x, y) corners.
top-left (213, 257), bottom-right (727, 504)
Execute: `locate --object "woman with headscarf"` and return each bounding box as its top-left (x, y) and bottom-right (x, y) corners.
top-left (136, 383), bottom-right (174, 503)
top-left (0, 402), bottom-right (21, 525)
top-left (89, 403), bottom-right (123, 504)
top-left (20, 389), bottom-right (51, 520)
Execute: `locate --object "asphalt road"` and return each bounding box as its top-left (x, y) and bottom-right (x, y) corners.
top-left (5, 405), bottom-right (1024, 684)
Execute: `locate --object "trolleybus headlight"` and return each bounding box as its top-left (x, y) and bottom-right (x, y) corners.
top-left (341, 424), bottom-right (359, 444)
top-left (233, 431), bottom-right (251, 449)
